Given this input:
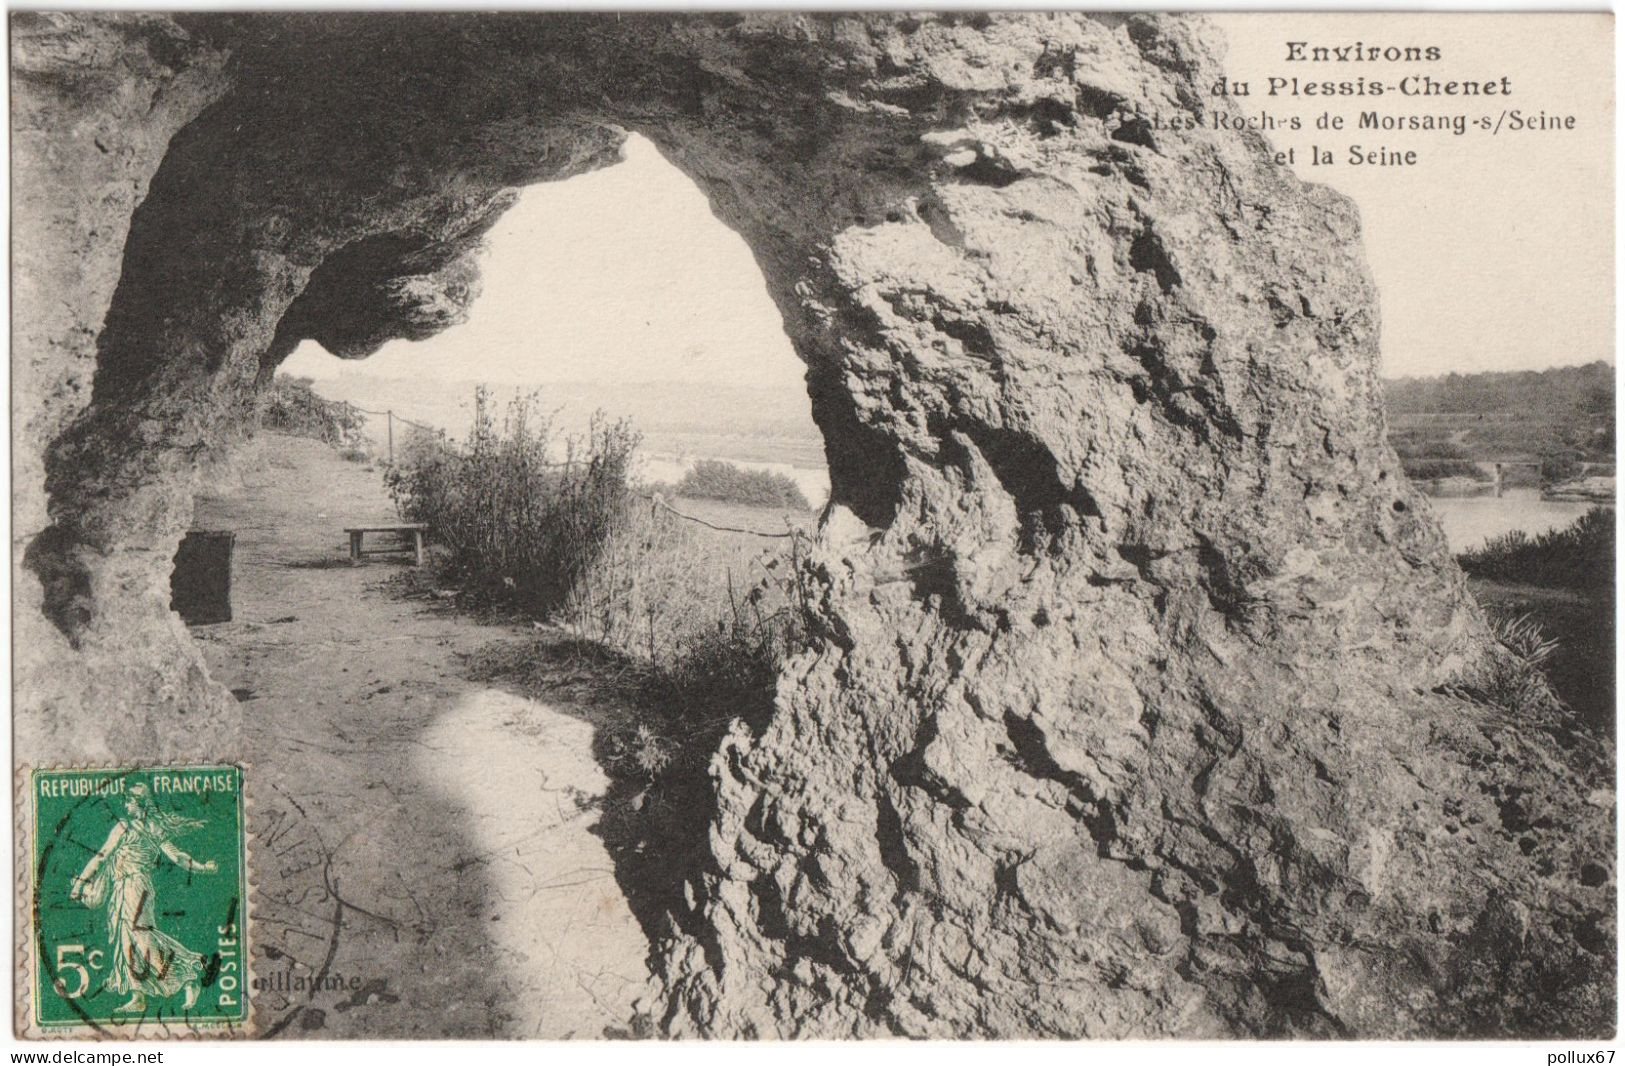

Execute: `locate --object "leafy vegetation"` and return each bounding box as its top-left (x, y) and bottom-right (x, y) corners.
top-left (388, 387), bottom-right (819, 770)
top-left (1385, 360), bottom-right (1612, 420)
top-left (261, 374), bottom-right (365, 446)
top-left (1389, 439), bottom-right (1490, 482)
top-left (385, 388), bottom-right (638, 618)
top-left (1384, 361), bottom-right (1614, 486)
top-left (1458, 507), bottom-right (1612, 591)
top-left (1458, 507), bottom-right (1615, 734)
top-left (673, 459), bottom-right (811, 510)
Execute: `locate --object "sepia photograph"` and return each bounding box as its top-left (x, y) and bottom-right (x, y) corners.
top-left (7, 7), bottom-right (1616, 1049)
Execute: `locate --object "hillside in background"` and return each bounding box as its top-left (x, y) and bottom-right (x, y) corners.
top-left (1383, 360), bottom-right (1614, 483)
top-left (1385, 361), bottom-right (1613, 418)
top-left (300, 362), bottom-right (1616, 491)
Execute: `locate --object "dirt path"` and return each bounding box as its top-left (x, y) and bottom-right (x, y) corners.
top-left (190, 433), bottom-right (651, 1038)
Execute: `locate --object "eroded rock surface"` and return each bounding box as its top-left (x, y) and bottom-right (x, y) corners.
top-left (12, 12), bottom-right (1613, 1038)
top-left (13, 13), bottom-right (232, 761)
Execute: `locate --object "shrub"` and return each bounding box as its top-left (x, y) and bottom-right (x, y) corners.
top-left (1402, 457), bottom-right (1488, 481)
top-left (260, 375), bottom-right (364, 445)
top-left (1391, 440), bottom-right (1489, 482)
top-left (1540, 452), bottom-right (1584, 485)
top-left (674, 459), bottom-right (810, 510)
top-left (1442, 612), bottom-right (1561, 713)
top-left (1458, 506), bottom-right (1613, 591)
top-left (384, 388), bottom-right (639, 618)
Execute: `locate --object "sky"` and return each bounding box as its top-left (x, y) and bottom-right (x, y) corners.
top-left (284, 135), bottom-right (806, 391)
top-left (1210, 13), bottom-right (1614, 380)
top-left (283, 14), bottom-right (1613, 390)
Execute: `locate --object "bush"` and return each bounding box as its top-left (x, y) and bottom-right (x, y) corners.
top-left (673, 459), bottom-right (810, 510)
top-left (1393, 438), bottom-right (1474, 461)
top-left (1391, 439), bottom-right (1488, 482)
top-left (565, 498), bottom-right (816, 735)
top-left (1540, 453), bottom-right (1584, 485)
top-left (1458, 506), bottom-right (1613, 591)
top-left (1441, 611), bottom-right (1562, 714)
top-left (384, 388), bottom-right (639, 618)
top-left (1403, 457), bottom-right (1488, 481)
top-left (1461, 509), bottom-right (1615, 730)
top-left (260, 375), bottom-right (364, 445)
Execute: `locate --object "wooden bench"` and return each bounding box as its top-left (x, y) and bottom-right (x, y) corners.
top-left (345, 524), bottom-right (428, 566)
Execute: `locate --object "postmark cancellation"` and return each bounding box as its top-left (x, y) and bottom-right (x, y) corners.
top-left (19, 765), bottom-right (250, 1038)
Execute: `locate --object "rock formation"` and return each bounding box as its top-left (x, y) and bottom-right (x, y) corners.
top-left (12, 11), bottom-right (1613, 1038)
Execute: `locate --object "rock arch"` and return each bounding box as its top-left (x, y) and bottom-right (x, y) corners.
top-left (12, 11), bottom-right (1611, 1039)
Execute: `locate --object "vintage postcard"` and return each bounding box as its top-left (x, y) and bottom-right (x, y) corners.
top-left (7, 9), bottom-right (1615, 1049)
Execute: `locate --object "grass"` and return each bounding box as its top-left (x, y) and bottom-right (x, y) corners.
top-left (1404, 458), bottom-right (1489, 482)
top-left (1469, 581), bottom-right (1614, 736)
top-left (1440, 611), bottom-right (1563, 719)
top-left (1455, 507), bottom-right (1615, 735)
top-left (393, 379), bottom-right (1611, 1015)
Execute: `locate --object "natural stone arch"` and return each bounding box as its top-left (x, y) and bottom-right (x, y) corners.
top-left (12, 11), bottom-right (1611, 1040)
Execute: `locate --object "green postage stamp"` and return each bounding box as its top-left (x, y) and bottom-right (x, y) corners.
top-left (25, 765), bottom-right (249, 1035)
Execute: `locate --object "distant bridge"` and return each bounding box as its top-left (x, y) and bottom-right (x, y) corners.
top-left (1474, 459), bottom-right (1613, 496)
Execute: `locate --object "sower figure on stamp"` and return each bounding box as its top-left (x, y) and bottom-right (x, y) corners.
top-left (70, 782), bottom-right (219, 1013)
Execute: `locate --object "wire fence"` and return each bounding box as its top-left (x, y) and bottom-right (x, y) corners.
top-left (643, 493), bottom-right (798, 539)
top-left (337, 402), bottom-right (800, 540)
top-left (338, 402), bottom-right (441, 463)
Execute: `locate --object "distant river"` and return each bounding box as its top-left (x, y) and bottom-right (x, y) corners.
top-left (635, 464), bottom-right (1599, 551)
top-left (1427, 487), bottom-right (1599, 553)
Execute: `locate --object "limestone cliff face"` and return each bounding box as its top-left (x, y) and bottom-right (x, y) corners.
top-left (12, 13), bottom-right (232, 761)
top-left (12, 12), bottom-right (1612, 1037)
